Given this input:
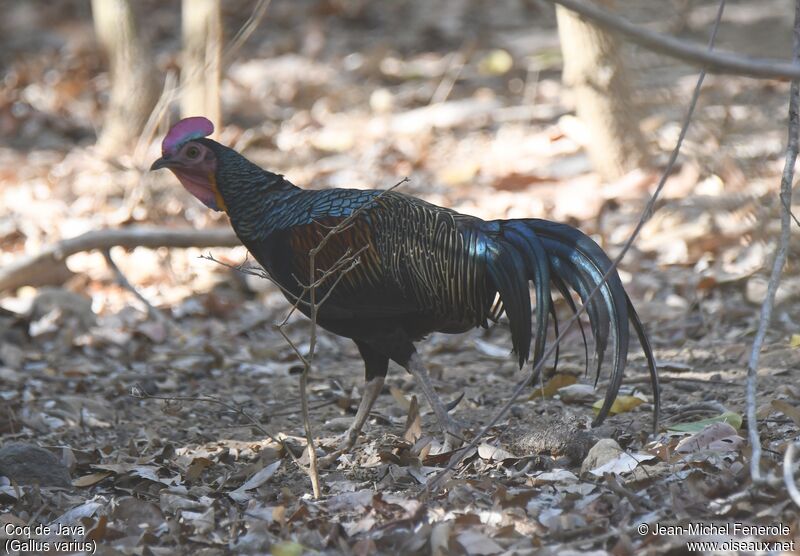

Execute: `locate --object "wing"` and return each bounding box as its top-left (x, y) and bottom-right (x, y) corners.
top-left (274, 191), bottom-right (495, 326)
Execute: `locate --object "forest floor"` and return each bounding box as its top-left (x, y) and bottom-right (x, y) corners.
top-left (1, 0), bottom-right (800, 554)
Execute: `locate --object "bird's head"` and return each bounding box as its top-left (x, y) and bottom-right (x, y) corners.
top-left (150, 116), bottom-right (226, 212)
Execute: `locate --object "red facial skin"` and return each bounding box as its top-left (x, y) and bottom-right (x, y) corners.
top-left (151, 142), bottom-right (222, 211)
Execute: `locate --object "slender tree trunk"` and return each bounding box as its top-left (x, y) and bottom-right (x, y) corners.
top-left (556, 0), bottom-right (649, 180)
top-left (91, 0), bottom-right (158, 156)
top-left (181, 0), bottom-right (222, 132)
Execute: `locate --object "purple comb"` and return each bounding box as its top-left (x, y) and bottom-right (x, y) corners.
top-left (162, 116), bottom-right (214, 155)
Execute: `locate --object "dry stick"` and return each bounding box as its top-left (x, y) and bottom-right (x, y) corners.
top-left (130, 0), bottom-right (270, 170)
top-left (133, 70), bottom-right (180, 167)
top-left (782, 195), bottom-right (800, 229)
top-left (541, 0), bottom-right (800, 80)
top-left (222, 0), bottom-right (271, 64)
top-left (784, 441), bottom-right (800, 507)
top-left (257, 178), bottom-right (408, 497)
top-left (129, 383), bottom-right (280, 443)
top-left (102, 248), bottom-right (172, 325)
top-left (746, 0), bottom-right (800, 485)
top-left (430, 41), bottom-right (473, 105)
top-left (0, 227), bottom-right (239, 293)
top-left (124, 0), bottom-right (268, 170)
top-left (426, 0), bottom-right (726, 493)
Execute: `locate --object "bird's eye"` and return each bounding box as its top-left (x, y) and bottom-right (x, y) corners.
top-left (186, 146), bottom-right (200, 159)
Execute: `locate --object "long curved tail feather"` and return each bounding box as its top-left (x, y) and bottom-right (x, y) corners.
top-left (484, 218), bottom-right (658, 428)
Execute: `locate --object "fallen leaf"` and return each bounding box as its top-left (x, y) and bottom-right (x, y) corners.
top-left (534, 373), bottom-right (577, 398)
top-left (492, 172), bottom-right (548, 191)
top-left (588, 452), bottom-right (655, 476)
top-left (477, 443), bottom-right (515, 462)
top-left (473, 338), bottom-right (509, 359)
top-left (72, 471), bottom-right (112, 488)
top-left (271, 541), bottom-right (305, 556)
top-left (185, 457), bottom-right (214, 481)
top-left (667, 412), bottom-right (742, 433)
top-left (403, 396), bottom-right (422, 443)
top-left (592, 395), bottom-right (644, 416)
top-left (532, 469), bottom-right (579, 483)
top-left (675, 422), bottom-right (744, 453)
top-left (455, 529), bottom-right (504, 555)
top-left (554, 382), bottom-right (594, 403)
top-left (229, 460), bottom-right (281, 502)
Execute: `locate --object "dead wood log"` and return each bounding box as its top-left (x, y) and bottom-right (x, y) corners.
top-left (0, 228), bottom-right (239, 293)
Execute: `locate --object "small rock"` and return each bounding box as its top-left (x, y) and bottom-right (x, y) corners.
top-left (324, 417), bottom-right (353, 432)
top-left (581, 438), bottom-right (623, 475)
top-left (557, 383), bottom-right (596, 403)
top-left (0, 442), bottom-right (72, 487)
top-left (509, 416), bottom-right (595, 464)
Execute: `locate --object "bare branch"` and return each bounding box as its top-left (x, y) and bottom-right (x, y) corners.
top-left (780, 194), bottom-right (800, 229)
top-left (426, 0), bottom-right (727, 493)
top-left (222, 0), bottom-right (271, 64)
top-left (0, 227), bottom-right (239, 293)
top-left (266, 177), bottom-right (409, 497)
top-left (129, 383), bottom-right (280, 443)
top-left (310, 177), bottom-right (408, 258)
top-left (784, 441), bottom-right (800, 508)
top-left (541, 0), bottom-right (800, 80)
top-left (103, 248), bottom-right (172, 325)
top-left (747, 0), bottom-right (800, 485)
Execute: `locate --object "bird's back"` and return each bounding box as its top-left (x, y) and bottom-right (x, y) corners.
top-left (234, 188), bottom-right (498, 339)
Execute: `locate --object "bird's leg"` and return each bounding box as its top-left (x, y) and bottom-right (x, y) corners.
top-left (320, 375), bottom-right (384, 466)
top-left (405, 352), bottom-right (463, 451)
top-left (342, 375), bottom-right (385, 448)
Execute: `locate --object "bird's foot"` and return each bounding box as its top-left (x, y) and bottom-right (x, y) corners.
top-left (318, 427), bottom-right (360, 467)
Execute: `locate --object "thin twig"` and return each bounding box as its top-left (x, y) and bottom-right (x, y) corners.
top-left (747, 0), bottom-right (800, 485)
top-left (624, 376), bottom-right (737, 387)
top-left (780, 194), bottom-right (800, 229)
top-left (285, 178), bottom-right (407, 497)
top-left (222, 0), bottom-right (271, 64)
top-left (102, 248), bottom-right (172, 325)
top-left (224, 177), bottom-right (406, 497)
top-left (129, 383), bottom-right (280, 443)
top-left (426, 0), bottom-right (727, 493)
top-left (129, 383), bottom-right (315, 472)
top-left (784, 441), bottom-right (800, 507)
top-left (541, 0), bottom-right (800, 80)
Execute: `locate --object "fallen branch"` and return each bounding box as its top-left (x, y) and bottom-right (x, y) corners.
top-left (542, 0), bottom-right (800, 80)
top-left (784, 441), bottom-right (800, 508)
top-left (276, 178), bottom-right (408, 496)
top-left (426, 0), bottom-right (726, 493)
top-left (0, 227), bottom-right (239, 293)
top-left (746, 0), bottom-right (800, 485)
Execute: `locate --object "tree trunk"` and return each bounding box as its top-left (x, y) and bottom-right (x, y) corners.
top-left (556, 0), bottom-right (649, 181)
top-left (91, 0), bottom-right (158, 156)
top-left (181, 0), bottom-right (222, 132)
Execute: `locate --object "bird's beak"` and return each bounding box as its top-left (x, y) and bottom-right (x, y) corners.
top-left (149, 156), bottom-right (170, 171)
